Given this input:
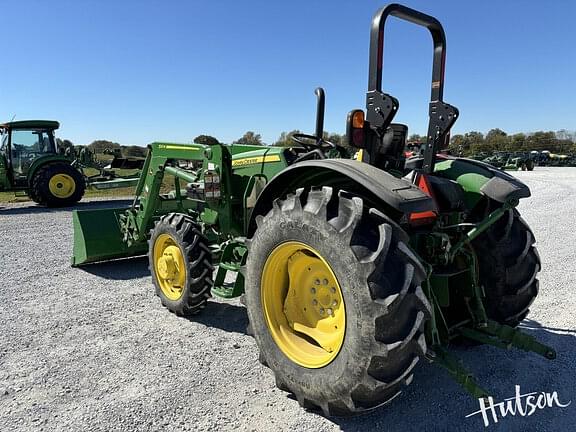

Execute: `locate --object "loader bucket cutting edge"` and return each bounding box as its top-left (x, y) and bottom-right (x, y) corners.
top-left (71, 207), bottom-right (148, 266)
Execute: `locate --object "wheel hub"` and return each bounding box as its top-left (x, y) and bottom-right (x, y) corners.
top-left (157, 246), bottom-right (181, 282)
top-left (48, 173), bottom-right (76, 199)
top-left (261, 241), bottom-right (345, 368)
top-left (153, 235), bottom-right (186, 300)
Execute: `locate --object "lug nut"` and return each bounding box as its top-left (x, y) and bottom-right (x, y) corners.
top-left (332, 300), bottom-right (337, 306)
top-left (323, 278), bottom-right (328, 285)
top-left (314, 279), bottom-right (320, 285)
top-left (313, 299), bottom-right (318, 306)
top-left (330, 287), bottom-right (336, 294)
top-left (310, 287), bottom-right (316, 294)
top-left (319, 308), bottom-right (325, 315)
top-left (326, 308), bottom-right (333, 316)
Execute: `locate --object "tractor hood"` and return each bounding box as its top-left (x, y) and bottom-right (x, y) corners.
top-left (230, 147), bottom-right (287, 177)
top-left (231, 147), bottom-right (284, 167)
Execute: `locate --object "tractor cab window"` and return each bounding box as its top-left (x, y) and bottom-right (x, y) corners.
top-left (10, 129), bottom-right (56, 176)
top-left (0, 131), bottom-right (7, 154)
top-left (0, 132), bottom-right (7, 173)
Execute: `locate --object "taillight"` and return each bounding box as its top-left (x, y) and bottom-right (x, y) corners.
top-left (346, 109), bottom-right (366, 149)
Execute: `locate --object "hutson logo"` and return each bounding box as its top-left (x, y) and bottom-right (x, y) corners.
top-left (465, 385), bottom-right (571, 427)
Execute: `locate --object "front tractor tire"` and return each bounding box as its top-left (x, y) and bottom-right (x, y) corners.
top-left (244, 187), bottom-right (431, 416)
top-left (30, 162), bottom-right (86, 207)
top-left (149, 213), bottom-right (213, 316)
top-left (473, 207), bottom-right (540, 327)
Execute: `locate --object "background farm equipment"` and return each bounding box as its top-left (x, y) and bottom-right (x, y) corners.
top-left (506, 152), bottom-right (535, 171)
top-left (0, 120), bottom-right (86, 206)
top-left (72, 3), bottom-right (554, 416)
top-left (0, 120), bottom-right (144, 206)
top-left (479, 151), bottom-right (535, 171)
top-left (67, 146), bottom-right (144, 190)
top-left (537, 150), bottom-right (576, 167)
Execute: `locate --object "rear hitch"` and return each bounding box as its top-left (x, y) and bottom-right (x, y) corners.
top-left (430, 320), bottom-right (556, 401)
top-left (458, 320), bottom-right (557, 360)
top-left (427, 346), bottom-right (490, 399)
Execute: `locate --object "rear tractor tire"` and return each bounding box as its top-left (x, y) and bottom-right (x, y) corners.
top-left (244, 187), bottom-right (431, 416)
top-left (149, 213), bottom-right (213, 316)
top-left (30, 162), bottom-right (85, 207)
top-left (473, 207), bottom-right (540, 327)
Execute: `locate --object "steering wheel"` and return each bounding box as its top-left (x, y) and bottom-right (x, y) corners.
top-left (291, 133), bottom-right (337, 152)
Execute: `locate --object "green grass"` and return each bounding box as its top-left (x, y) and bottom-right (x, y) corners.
top-left (82, 167), bottom-right (140, 177)
top-left (0, 191), bottom-right (30, 203)
top-left (0, 172), bottom-right (178, 204)
top-left (84, 186), bottom-right (137, 198)
top-left (0, 187), bottom-right (138, 203)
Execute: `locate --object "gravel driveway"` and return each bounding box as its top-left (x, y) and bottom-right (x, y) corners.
top-left (0, 168), bottom-right (574, 431)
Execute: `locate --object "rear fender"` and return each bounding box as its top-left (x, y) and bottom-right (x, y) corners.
top-left (433, 157), bottom-right (530, 210)
top-left (26, 155), bottom-right (73, 185)
top-left (248, 159), bottom-right (433, 236)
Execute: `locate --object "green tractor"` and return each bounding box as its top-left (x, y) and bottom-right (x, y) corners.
top-left (0, 120), bottom-right (86, 206)
top-left (481, 151), bottom-right (509, 169)
top-left (505, 152), bottom-right (535, 171)
top-left (72, 4), bottom-right (553, 416)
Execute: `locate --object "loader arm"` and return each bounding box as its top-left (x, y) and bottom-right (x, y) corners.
top-left (72, 142), bottom-right (234, 266)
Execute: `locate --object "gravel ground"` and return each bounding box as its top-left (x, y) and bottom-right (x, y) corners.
top-left (0, 167), bottom-right (574, 432)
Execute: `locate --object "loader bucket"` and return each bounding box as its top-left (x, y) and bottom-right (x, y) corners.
top-left (71, 207), bottom-right (148, 266)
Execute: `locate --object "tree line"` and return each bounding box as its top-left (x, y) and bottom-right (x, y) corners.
top-left (226, 129), bottom-right (576, 156)
top-left (449, 130), bottom-right (576, 156)
top-left (59, 128), bottom-right (576, 159)
top-left (409, 129), bottom-right (576, 156)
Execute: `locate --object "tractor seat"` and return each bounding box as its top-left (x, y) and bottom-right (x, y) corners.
top-left (373, 123), bottom-right (408, 171)
top-left (427, 175), bottom-right (466, 211)
top-left (380, 124), bottom-right (408, 159)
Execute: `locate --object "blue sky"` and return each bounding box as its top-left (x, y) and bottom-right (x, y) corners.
top-left (1, 1), bottom-right (575, 145)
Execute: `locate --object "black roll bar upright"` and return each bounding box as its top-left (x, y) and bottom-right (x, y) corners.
top-left (314, 87), bottom-right (325, 140)
top-left (367, 3), bottom-right (459, 173)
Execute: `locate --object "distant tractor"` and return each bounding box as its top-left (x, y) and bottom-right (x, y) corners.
top-left (0, 120), bottom-right (86, 206)
top-left (481, 151), bottom-right (535, 171)
top-left (507, 152), bottom-right (535, 171)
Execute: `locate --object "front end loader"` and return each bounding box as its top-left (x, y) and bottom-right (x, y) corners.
top-left (71, 3), bottom-right (554, 416)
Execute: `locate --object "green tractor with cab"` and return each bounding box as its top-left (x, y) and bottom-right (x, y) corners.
top-left (0, 120), bottom-right (86, 206)
top-left (72, 4), bottom-right (553, 416)
top-left (0, 120), bottom-right (144, 206)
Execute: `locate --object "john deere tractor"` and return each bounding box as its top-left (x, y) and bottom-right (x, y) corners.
top-left (0, 120), bottom-right (85, 206)
top-left (72, 4), bottom-right (553, 416)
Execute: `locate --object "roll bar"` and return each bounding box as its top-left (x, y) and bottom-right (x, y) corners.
top-left (368, 3), bottom-right (446, 101)
top-left (314, 87), bottom-right (325, 139)
top-left (366, 4), bottom-right (458, 173)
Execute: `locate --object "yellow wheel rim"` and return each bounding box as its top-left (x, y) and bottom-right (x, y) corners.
top-left (153, 234), bottom-right (187, 301)
top-left (261, 241), bottom-right (345, 368)
top-left (48, 173), bottom-right (76, 199)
